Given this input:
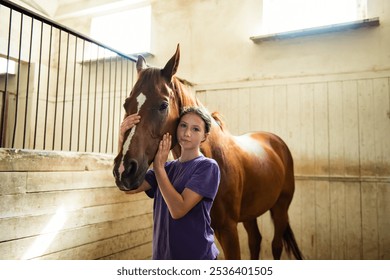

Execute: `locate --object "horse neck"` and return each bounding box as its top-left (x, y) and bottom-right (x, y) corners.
top-left (202, 120), bottom-right (232, 156)
top-left (172, 77), bottom-right (200, 109)
top-left (171, 77), bottom-right (232, 151)
top-left (171, 77), bottom-right (208, 159)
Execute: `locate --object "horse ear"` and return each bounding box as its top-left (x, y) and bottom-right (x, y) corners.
top-left (136, 55), bottom-right (147, 74)
top-left (162, 44), bottom-right (180, 82)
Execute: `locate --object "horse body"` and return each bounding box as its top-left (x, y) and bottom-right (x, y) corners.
top-left (198, 123), bottom-right (296, 259)
top-left (113, 45), bottom-right (303, 260)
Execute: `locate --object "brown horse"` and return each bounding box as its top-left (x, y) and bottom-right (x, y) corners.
top-left (113, 45), bottom-right (303, 260)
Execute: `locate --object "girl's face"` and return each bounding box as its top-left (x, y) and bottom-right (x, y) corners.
top-left (177, 113), bottom-right (207, 150)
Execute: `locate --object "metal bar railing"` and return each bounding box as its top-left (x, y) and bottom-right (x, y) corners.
top-left (32, 19), bottom-right (43, 149)
top-left (11, 10), bottom-right (22, 148)
top-left (43, 25), bottom-right (53, 150)
top-left (23, 16), bottom-right (34, 148)
top-left (0, 0), bottom-right (137, 154)
top-left (1, 5), bottom-right (12, 146)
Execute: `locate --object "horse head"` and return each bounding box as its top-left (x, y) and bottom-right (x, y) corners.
top-left (113, 45), bottom-right (182, 191)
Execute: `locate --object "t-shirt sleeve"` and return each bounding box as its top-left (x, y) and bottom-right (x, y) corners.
top-left (185, 159), bottom-right (220, 200)
top-left (144, 161), bottom-right (174, 198)
top-left (145, 169), bottom-right (157, 198)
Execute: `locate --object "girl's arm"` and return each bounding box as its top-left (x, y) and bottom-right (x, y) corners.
top-left (124, 180), bottom-right (151, 194)
top-left (153, 133), bottom-right (203, 219)
top-left (118, 114), bottom-right (141, 150)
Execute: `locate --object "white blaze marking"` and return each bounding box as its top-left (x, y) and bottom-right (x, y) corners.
top-left (233, 134), bottom-right (267, 158)
top-left (119, 93), bottom-right (146, 179)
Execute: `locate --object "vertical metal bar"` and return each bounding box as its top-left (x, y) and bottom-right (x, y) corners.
top-left (52, 29), bottom-right (62, 150)
top-left (118, 57), bottom-right (124, 153)
top-left (120, 57), bottom-right (124, 99)
top-left (33, 21), bottom-right (44, 149)
top-left (43, 25), bottom-right (53, 150)
top-left (99, 49), bottom-right (106, 153)
top-left (131, 60), bottom-right (135, 90)
top-left (1, 8), bottom-right (12, 147)
top-left (23, 17), bottom-right (34, 149)
top-left (105, 55), bottom-right (112, 154)
top-left (125, 59), bottom-right (129, 98)
top-left (111, 56), bottom-right (118, 153)
top-left (61, 32), bottom-right (70, 150)
top-left (92, 46), bottom-right (99, 152)
top-left (12, 13), bottom-right (23, 148)
top-left (77, 40), bottom-right (85, 152)
top-left (69, 36), bottom-right (78, 151)
top-left (85, 44), bottom-right (92, 152)
top-left (131, 60), bottom-right (135, 93)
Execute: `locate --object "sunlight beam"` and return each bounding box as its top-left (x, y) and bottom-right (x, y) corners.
top-left (22, 205), bottom-right (68, 260)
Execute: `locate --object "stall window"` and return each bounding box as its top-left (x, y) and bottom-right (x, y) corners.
top-left (260, 0), bottom-right (367, 35)
top-left (90, 4), bottom-right (151, 55)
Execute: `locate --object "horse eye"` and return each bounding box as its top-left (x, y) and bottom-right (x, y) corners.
top-left (159, 102), bottom-right (169, 111)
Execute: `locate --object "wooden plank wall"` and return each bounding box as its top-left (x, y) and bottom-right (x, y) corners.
top-left (0, 149), bottom-right (153, 260)
top-left (196, 71), bottom-right (390, 260)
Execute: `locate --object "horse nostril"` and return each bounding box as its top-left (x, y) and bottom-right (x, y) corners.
top-left (126, 159), bottom-right (138, 177)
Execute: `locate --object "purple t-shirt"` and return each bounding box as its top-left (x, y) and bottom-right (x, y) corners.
top-left (145, 155), bottom-right (220, 260)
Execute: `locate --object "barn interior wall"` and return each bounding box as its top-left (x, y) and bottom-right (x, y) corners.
top-left (201, 72), bottom-right (390, 260)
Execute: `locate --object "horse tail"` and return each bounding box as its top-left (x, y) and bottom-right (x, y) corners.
top-left (283, 223), bottom-right (304, 260)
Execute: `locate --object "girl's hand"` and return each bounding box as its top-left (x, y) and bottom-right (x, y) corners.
top-left (154, 133), bottom-right (171, 170)
top-left (118, 114), bottom-right (141, 147)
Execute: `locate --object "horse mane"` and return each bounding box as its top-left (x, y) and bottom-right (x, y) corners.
top-left (170, 76), bottom-right (201, 110)
top-left (211, 111), bottom-right (227, 131)
top-left (176, 76), bottom-right (195, 87)
top-left (172, 76), bottom-right (227, 132)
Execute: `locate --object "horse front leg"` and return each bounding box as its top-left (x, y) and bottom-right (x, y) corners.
top-left (214, 221), bottom-right (241, 260)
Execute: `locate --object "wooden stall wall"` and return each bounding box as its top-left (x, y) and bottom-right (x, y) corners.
top-left (0, 149), bottom-right (152, 260)
top-left (196, 71), bottom-right (390, 260)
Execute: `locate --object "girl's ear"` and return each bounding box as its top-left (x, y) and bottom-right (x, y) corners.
top-left (201, 133), bottom-right (209, 143)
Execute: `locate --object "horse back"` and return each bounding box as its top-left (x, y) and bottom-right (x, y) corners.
top-left (212, 131), bottom-right (294, 221)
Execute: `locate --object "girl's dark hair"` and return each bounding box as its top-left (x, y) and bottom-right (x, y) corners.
top-left (179, 106), bottom-right (212, 134)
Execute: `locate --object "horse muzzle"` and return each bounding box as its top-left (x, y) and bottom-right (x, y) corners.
top-left (113, 158), bottom-right (144, 191)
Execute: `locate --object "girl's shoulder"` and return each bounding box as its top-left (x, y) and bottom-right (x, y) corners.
top-left (166, 155), bottom-right (219, 171)
top-left (198, 155), bottom-right (219, 166)
top-left (182, 155), bottom-right (218, 165)
top-left (190, 155), bottom-right (220, 173)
